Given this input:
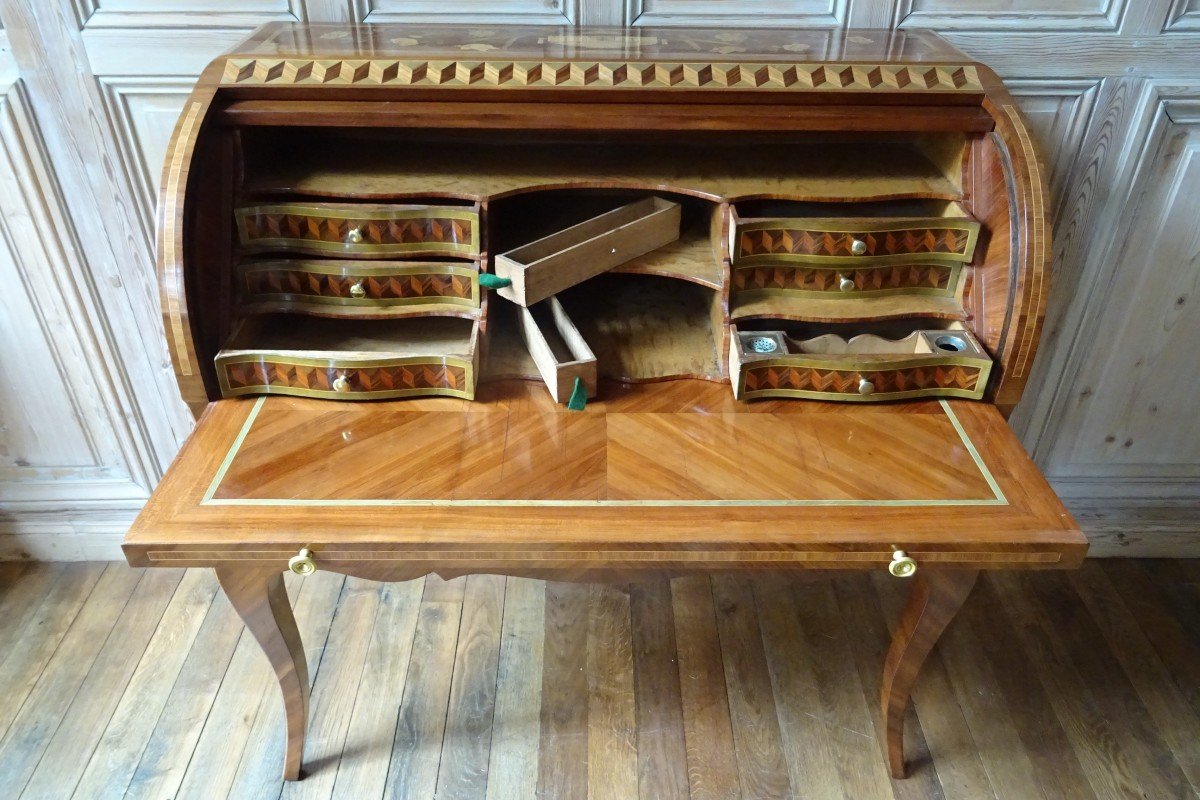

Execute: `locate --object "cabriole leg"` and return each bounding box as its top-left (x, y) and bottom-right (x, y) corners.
top-left (215, 566), bottom-right (309, 781)
top-left (880, 569), bottom-right (978, 778)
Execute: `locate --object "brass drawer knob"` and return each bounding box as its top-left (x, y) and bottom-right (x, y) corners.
top-left (858, 377), bottom-right (875, 395)
top-left (850, 238), bottom-right (868, 256)
top-left (288, 548), bottom-right (317, 576)
top-left (349, 279), bottom-right (366, 299)
top-left (889, 549), bottom-right (917, 578)
top-left (838, 274), bottom-right (855, 292)
top-left (332, 374), bottom-right (351, 393)
top-left (346, 226), bottom-right (364, 244)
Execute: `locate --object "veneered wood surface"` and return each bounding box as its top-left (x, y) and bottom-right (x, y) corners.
top-left (124, 380), bottom-right (1084, 571)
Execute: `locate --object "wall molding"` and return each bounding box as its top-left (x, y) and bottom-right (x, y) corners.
top-left (71, 0), bottom-right (303, 30)
top-left (96, 77), bottom-right (193, 252)
top-left (351, 0), bottom-right (579, 25)
top-left (628, 0), bottom-right (845, 27)
top-left (0, 80), bottom-right (152, 518)
top-left (896, 0), bottom-right (1126, 33)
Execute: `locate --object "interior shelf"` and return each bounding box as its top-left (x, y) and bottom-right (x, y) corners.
top-left (241, 130), bottom-right (963, 203)
top-left (608, 230), bottom-right (725, 289)
top-left (730, 293), bottom-right (967, 323)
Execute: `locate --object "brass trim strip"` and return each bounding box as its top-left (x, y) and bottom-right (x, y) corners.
top-left (202, 396), bottom-right (265, 502)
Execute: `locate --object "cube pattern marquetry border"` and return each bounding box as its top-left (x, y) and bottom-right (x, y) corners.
top-left (242, 266), bottom-right (479, 307)
top-left (220, 58), bottom-right (982, 93)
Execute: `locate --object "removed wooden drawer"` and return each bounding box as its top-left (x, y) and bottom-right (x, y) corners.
top-left (729, 325), bottom-right (991, 402)
top-left (495, 196), bottom-right (681, 307)
top-left (235, 203), bottom-right (480, 258)
top-left (519, 296), bottom-right (597, 404)
top-left (730, 205), bottom-right (980, 266)
top-left (238, 260), bottom-right (479, 316)
top-left (216, 315), bottom-right (478, 400)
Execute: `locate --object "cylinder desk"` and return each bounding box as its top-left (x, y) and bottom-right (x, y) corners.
top-left (123, 23), bottom-right (1088, 782)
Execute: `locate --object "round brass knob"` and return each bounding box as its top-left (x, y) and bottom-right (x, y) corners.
top-left (889, 549), bottom-right (917, 578)
top-left (838, 274), bottom-right (855, 292)
top-left (349, 280), bottom-right (366, 299)
top-left (288, 548), bottom-right (317, 576)
top-left (332, 375), bottom-right (351, 393)
top-left (850, 238), bottom-right (868, 256)
top-left (346, 226), bottom-right (364, 244)
top-left (858, 377), bottom-right (875, 395)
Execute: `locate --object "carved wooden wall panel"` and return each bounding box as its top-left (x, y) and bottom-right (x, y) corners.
top-left (1, 0), bottom-right (1198, 556)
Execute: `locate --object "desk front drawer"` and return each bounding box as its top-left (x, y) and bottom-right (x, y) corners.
top-left (732, 215), bottom-right (980, 266)
top-left (239, 261), bottom-right (479, 315)
top-left (236, 203), bottom-right (480, 258)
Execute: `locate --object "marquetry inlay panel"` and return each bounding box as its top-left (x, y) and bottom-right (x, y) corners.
top-left (740, 362), bottom-right (988, 401)
top-left (220, 59), bottom-right (984, 94)
top-left (734, 224), bottom-right (979, 264)
top-left (218, 359), bottom-right (474, 400)
top-left (235, 204), bottom-right (480, 258)
top-left (732, 263), bottom-right (958, 296)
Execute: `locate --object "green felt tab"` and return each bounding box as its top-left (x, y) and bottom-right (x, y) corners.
top-left (478, 273), bottom-right (512, 289)
top-left (566, 377), bottom-right (587, 411)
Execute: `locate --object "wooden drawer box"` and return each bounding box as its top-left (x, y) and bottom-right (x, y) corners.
top-left (518, 296), bottom-right (597, 404)
top-left (238, 260), bottom-right (479, 316)
top-left (494, 196), bottom-right (681, 307)
top-left (729, 325), bottom-right (991, 402)
top-left (731, 261), bottom-right (963, 299)
top-left (730, 204), bottom-right (980, 267)
top-left (235, 203), bottom-right (480, 259)
top-left (216, 316), bottom-right (478, 400)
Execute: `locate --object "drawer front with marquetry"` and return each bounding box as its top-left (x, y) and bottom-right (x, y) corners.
top-left (736, 359), bottom-right (990, 402)
top-left (732, 217), bottom-right (980, 267)
top-left (239, 261), bottom-right (479, 315)
top-left (731, 262), bottom-right (961, 299)
top-left (217, 356), bottom-right (475, 400)
top-left (235, 203), bottom-right (480, 258)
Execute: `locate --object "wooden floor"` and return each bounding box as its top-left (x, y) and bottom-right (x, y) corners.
top-left (0, 563), bottom-right (1197, 799)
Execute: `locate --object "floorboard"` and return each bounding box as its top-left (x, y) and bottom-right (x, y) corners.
top-left (0, 561), bottom-right (1197, 799)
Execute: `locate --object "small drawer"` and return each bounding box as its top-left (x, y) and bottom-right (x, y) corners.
top-left (729, 325), bottom-right (991, 402)
top-left (518, 296), bottom-right (597, 405)
top-left (730, 205), bottom-right (980, 267)
top-left (731, 262), bottom-right (962, 299)
top-left (495, 196), bottom-right (681, 307)
top-left (238, 260), bottom-right (480, 316)
top-left (216, 316), bottom-right (478, 400)
top-left (235, 203), bottom-right (479, 259)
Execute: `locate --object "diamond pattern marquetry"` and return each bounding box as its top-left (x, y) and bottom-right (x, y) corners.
top-left (245, 268), bottom-right (476, 303)
top-left (733, 264), bottom-right (955, 294)
top-left (743, 363), bottom-right (984, 399)
top-left (737, 227), bottom-right (971, 260)
top-left (222, 360), bottom-right (472, 398)
top-left (221, 59), bottom-right (983, 94)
